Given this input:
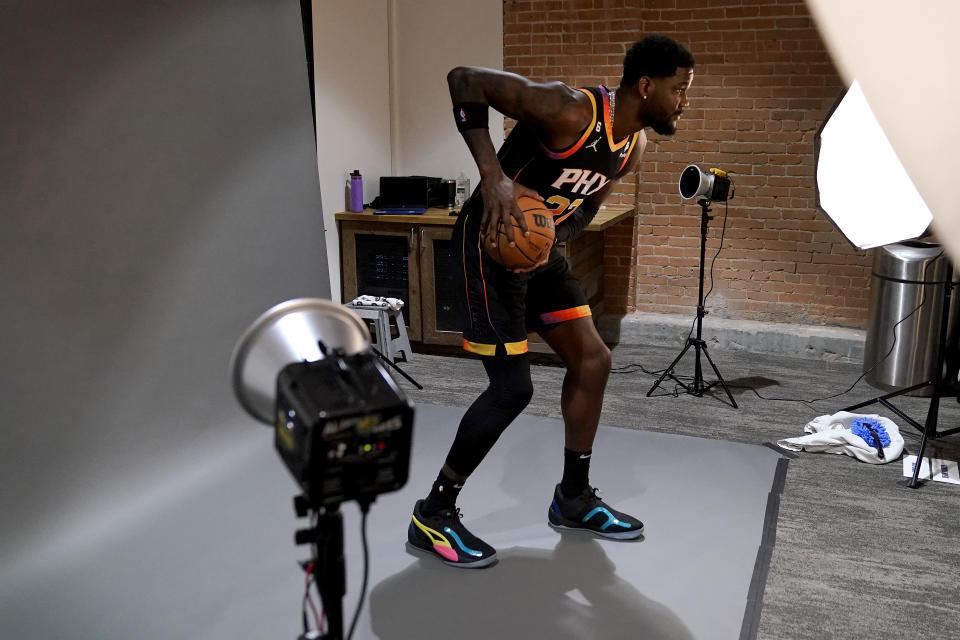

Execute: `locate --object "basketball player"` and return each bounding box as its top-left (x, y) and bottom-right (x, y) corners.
top-left (407, 36), bottom-right (695, 567)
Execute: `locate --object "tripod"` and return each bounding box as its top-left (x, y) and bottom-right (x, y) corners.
top-left (370, 345), bottom-right (423, 389)
top-left (647, 198), bottom-right (737, 408)
top-left (843, 273), bottom-right (959, 488)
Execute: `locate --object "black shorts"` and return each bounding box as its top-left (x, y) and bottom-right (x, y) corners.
top-left (452, 209), bottom-right (591, 356)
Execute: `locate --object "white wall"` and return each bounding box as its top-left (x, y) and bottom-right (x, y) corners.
top-left (314, 0), bottom-right (503, 302)
top-left (393, 1), bottom-right (504, 182)
top-left (313, 0), bottom-right (392, 302)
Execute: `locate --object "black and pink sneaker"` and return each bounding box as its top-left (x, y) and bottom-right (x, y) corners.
top-left (406, 499), bottom-right (498, 568)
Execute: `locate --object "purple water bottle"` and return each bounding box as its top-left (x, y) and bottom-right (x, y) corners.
top-left (350, 169), bottom-right (363, 212)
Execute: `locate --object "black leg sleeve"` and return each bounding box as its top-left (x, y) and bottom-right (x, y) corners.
top-left (443, 354), bottom-right (534, 478)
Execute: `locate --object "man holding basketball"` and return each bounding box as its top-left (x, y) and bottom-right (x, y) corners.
top-left (407, 35), bottom-right (695, 568)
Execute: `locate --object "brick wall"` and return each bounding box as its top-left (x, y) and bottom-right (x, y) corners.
top-left (503, 0), bottom-right (872, 328)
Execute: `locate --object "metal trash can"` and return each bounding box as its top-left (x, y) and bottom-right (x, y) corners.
top-left (863, 241), bottom-right (959, 395)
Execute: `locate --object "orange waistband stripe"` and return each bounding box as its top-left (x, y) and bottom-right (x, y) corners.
top-left (539, 305), bottom-right (592, 325)
top-left (504, 340), bottom-right (529, 355)
top-left (462, 339), bottom-right (529, 356)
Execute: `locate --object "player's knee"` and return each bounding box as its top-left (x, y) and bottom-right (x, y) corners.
top-left (491, 376), bottom-right (534, 413)
top-left (574, 343), bottom-right (611, 384)
top-left (482, 355), bottom-right (534, 414)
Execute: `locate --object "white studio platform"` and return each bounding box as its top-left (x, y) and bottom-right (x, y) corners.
top-left (0, 404), bottom-right (785, 640)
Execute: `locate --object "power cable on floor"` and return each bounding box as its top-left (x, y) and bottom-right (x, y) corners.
top-left (613, 249), bottom-right (943, 407)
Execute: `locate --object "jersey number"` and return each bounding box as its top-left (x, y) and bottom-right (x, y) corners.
top-left (545, 196), bottom-right (584, 224)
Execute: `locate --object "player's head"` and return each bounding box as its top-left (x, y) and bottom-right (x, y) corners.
top-left (622, 35), bottom-right (695, 136)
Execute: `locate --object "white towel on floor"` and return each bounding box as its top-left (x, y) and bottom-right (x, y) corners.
top-left (777, 411), bottom-right (904, 464)
top-left (347, 295), bottom-right (404, 312)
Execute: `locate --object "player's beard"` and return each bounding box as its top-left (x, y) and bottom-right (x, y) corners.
top-left (650, 113), bottom-right (679, 136)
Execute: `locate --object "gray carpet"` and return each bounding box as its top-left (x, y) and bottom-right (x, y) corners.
top-left (395, 342), bottom-right (960, 640)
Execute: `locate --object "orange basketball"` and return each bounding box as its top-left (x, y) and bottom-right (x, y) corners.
top-left (484, 196), bottom-right (555, 270)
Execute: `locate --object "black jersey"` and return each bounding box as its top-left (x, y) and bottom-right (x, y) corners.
top-left (472, 85), bottom-right (640, 240)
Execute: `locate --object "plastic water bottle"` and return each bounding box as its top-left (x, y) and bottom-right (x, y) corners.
top-left (455, 171), bottom-right (470, 209)
top-left (349, 170), bottom-right (363, 212)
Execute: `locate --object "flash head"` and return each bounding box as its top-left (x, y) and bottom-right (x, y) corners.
top-left (679, 165), bottom-right (733, 202)
top-left (229, 298), bottom-right (413, 508)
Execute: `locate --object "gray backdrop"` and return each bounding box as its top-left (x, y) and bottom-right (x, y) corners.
top-left (0, 0), bottom-right (328, 579)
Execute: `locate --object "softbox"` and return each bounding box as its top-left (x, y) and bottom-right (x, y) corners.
top-left (814, 80), bottom-right (933, 250)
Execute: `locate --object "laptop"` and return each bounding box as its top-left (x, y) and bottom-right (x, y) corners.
top-left (373, 176), bottom-right (435, 214)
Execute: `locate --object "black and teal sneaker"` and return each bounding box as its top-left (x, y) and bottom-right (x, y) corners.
top-left (406, 499), bottom-right (498, 568)
top-left (548, 484), bottom-right (644, 539)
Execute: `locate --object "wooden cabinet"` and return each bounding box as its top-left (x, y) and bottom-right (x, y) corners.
top-left (339, 219), bottom-right (423, 340)
top-left (418, 225), bottom-right (461, 345)
top-left (336, 207), bottom-right (635, 347)
top-left (338, 211), bottom-right (454, 344)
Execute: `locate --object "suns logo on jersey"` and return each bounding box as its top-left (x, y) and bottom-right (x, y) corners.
top-left (550, 168), bottom-right (610, 195)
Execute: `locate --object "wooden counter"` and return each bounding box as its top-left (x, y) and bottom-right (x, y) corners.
top-left (334, 206), bottom-right (636, 230)
top-left (335, 205), bottom-right (637, 348)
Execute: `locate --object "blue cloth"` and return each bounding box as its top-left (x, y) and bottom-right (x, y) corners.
top-left (850, 417), bottom-right (891, 448)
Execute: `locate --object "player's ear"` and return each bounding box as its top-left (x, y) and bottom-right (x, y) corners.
top-left (637, 76), bottom-right (652, 100)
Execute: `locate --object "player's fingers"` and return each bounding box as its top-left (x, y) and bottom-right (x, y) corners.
top-left (480, 208), bottom-right (493, 243)
top-left (512, 199), bottom-right (530, 236)
top-left (500, 205), bottom-right (517, 246)
top-left (514, 183), bottom-right (543, 201)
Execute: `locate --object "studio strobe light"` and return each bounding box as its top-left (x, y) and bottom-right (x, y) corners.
top-left (273, 355), bottom-right (413, 508)
top-left (648, 165), bottom-right (737, 408)
top-left (679, 164), bottom-right (733, 202)
top-left (230, 298), bottom-right (414, 640)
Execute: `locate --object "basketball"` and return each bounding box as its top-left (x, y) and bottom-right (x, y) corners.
top-left (484, 195), bottom-right (555, 269)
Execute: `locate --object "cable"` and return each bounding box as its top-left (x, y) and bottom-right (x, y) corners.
top-left (701, 197), bottom-right (730, 309)
top-left (728, 249), bottom-right (945, 405)
top-left (346, 503), bottom-right (371, 640)
top-left (301, 562), bottom-right (322, 634)
top-left (610, 362), bottom-right (667, 376)
top-left (613, 246), bottom-right (947, 407)
top-left (680, 198), bottom-right (730, 344)
top-left (611, 198), bottom-right (730, 380)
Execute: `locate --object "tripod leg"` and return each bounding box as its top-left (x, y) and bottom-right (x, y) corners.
top-left (693, 342), bottom-right (704, 395)
top-left (908, 392), bottom-right (942, 488)
top-left (647, 340), bottom-right (693, 397)
top-left (907, 429), bottom-right (932, 489)
top-left (371, 346), bottom-right (424, 390)
top-left (701, 344), bottom-right (738, 408)
top-left (843, 379), bottom-right (931, 413)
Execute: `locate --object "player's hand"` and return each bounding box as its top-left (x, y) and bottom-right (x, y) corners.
top-left (479, 172), bottom-right (543, 247)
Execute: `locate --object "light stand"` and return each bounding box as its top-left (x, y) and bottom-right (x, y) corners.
top-left (647, 198), bottom-right (738, 408)
top-left (370, 345), bottom-right (423, 389)
top-left (295, 497), bottom-right (347, 640)
top-left (229, 299), bottom-right (414, 640)
top-left (843, 271), bottom-right (960, 488)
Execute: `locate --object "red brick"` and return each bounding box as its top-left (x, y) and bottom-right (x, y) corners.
top-left (503, 0), bottom-right (861, 326)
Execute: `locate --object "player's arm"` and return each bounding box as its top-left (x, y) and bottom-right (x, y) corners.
top-left (554, 135), bottom-right (647, 244)
top-left (448, 66), bottom-right (592, 246)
